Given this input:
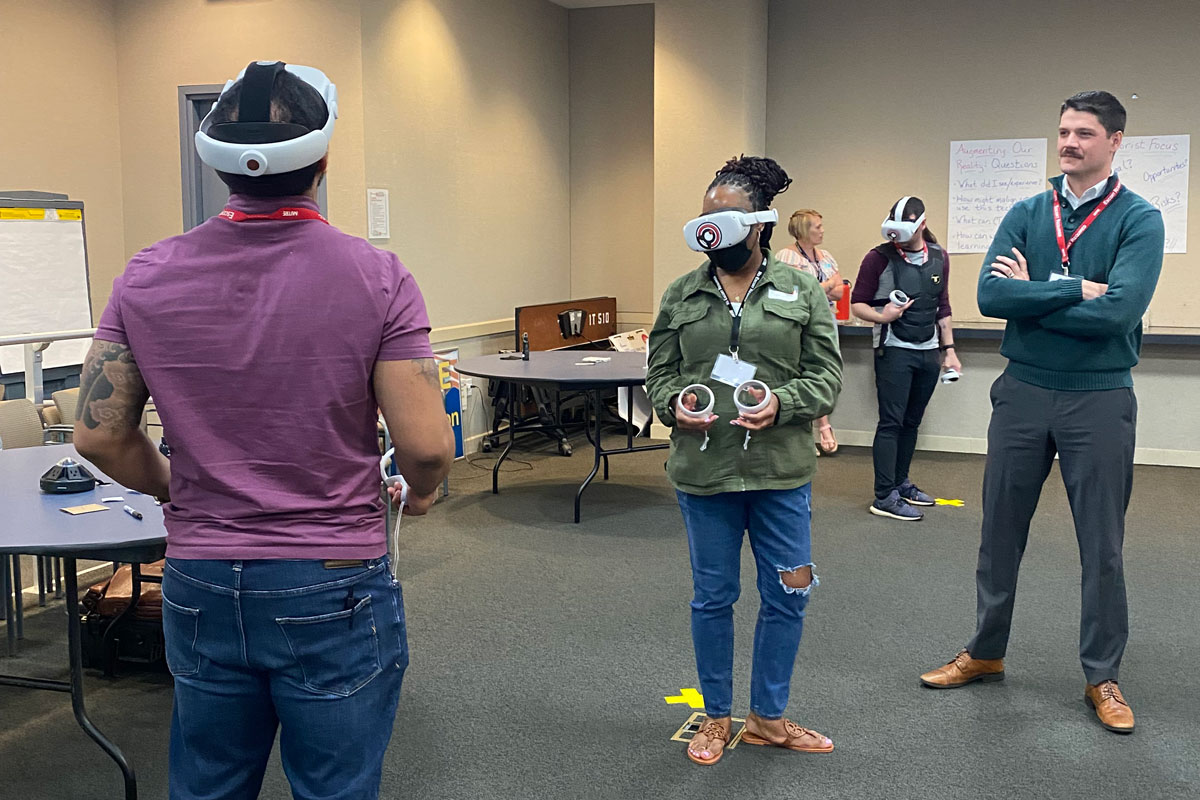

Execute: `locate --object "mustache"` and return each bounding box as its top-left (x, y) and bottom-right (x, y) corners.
top-left (1060, 149), bottom-right (1084, 158)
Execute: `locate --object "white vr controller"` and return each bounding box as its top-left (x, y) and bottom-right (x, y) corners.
top-left (941, 367), bottom-right (961, 384)
top-left (379, 447), bottom-right (409, 507)
top-left (734, 379), bottom-right (772, 451)
top-left (676, 380), bottom-right (773, 451)
top-left (889, 289), bottom-right (910, 307)
top-left (881, 196), bottom-right (925, 243)
top-left (380, 447), bottom-right (408, 578)
top-left (676, 384), bottom-right (716, 451)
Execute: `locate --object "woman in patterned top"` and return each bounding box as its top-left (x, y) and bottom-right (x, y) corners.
top-left (777, 209), bottom-right (843, 454)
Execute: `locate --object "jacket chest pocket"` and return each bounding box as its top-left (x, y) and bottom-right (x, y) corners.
top-left (669, 300), bottom-right (721, 365)
top-left (754, 298), bottom-right (810, 361)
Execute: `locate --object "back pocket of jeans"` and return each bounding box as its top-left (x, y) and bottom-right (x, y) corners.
top-left (162, 595), bottom-right (201, 678)
top-left (276, 595), bottom-right (383, 697)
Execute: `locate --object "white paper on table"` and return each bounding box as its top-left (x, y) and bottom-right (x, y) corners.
top-left (1115, 135), bottom-right (1189, 253)
top-left (618, 386), bottom-right (652, 433)
top-left (367, 188), bottom-right (390, 239)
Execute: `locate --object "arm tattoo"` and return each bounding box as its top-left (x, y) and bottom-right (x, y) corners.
top-left (77, 341), bottom-right (150, 433)
top-left (414, 358), bottom-right (442, 390)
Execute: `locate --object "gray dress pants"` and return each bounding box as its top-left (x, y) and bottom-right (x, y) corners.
top-left (966, 372), bottom-right (1137, 684)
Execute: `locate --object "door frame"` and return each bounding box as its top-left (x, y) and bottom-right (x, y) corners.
top-left (178, 84), bottom-right (225, 232)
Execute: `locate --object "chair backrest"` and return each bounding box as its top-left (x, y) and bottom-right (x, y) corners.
top-left (0, 399), bottom-right (47, 449)
top-left (52, 387), bottom-right (80, 425)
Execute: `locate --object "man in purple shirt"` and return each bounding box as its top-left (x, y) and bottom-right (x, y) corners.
top-left (74, 61), bottom-right (453, 800)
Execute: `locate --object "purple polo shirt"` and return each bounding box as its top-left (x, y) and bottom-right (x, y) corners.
top-left (95, 193), bottom-right (433, 560)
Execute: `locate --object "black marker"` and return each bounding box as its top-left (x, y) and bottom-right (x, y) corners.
top-left (123, 505), bottom-right (143, 521)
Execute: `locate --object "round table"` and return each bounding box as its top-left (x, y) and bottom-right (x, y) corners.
top-left (0, 444), bottom-right (166, 800)
top-left (457, 351), bottom-right (668, 522)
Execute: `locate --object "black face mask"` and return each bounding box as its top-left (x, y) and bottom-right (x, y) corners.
top-left (708, 240), bottom-right (755, 272)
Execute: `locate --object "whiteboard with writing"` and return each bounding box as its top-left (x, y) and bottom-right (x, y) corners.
top-left (947, 138), bottom-right (1048, 253)
top-left (1115, 134), bottom-right (1188, 253)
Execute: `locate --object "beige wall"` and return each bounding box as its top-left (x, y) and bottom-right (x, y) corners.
top-left (767, 0), bottom-right (1200, 327)
top-left (113, 0), bottom-right (368, 258)
top-left (0, 0), bottom-right (125, 317)
top-left (568, 4), bottom-right (655, 324)
top-left (652, 0), bottom-right (768, 308)
top-left (360, 0), bottom-right (570, 330)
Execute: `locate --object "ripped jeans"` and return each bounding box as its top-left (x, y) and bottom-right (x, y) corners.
top-left (676, 485), bottom-right (817, 720)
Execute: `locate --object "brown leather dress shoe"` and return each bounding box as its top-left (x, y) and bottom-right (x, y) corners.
top-left (1085, 681), bottom-right (1135, 733)
top-left (920, 649), bottom-right (1005, 689)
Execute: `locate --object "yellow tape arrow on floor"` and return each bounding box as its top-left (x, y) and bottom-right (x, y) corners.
top-left (935, 498), bottom-right (965, 507)
top-left (664, 688), bottom-right (705, 709)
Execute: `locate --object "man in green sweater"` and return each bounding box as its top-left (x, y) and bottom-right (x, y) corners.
top-left (919, 91), bottom-right (1164, 735)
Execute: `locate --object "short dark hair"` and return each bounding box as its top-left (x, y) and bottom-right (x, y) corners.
top-left (1061, 91), bottom-right (1126, 136)
top-left (207, 70), bottom-right (329, 196)
top-left (708, 155), bottom-right (793, 248)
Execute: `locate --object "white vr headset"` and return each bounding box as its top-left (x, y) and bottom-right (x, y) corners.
top-left (881, 196), bottom-right (925, 243)
top-left (195, 61), bottom-right (338, 177)
top-left (683, 209), bottom-right (779, 252)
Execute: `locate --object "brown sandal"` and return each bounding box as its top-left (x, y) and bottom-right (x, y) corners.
top-left (686, 718), bottom-right (732, 765)
top-left (741, 718), bottom-right (834, 753)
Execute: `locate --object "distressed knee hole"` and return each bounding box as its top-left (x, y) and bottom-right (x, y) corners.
top-left (777, 564), bottom-right (818, 595)
top-left (780, 566), bottom-right (812, 590)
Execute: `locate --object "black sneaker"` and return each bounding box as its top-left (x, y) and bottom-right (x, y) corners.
top-left (869, 490), bottom-right (924, 521)
top-left (898, 481), bottom-right (935, 507)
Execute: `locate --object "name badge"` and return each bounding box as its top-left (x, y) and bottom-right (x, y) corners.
top-left (767, 286), bottom-right (799, 302)
top-left (1048, 271), bottom-right (1077, 282)
top-left (711, 353), bottom-right (758, 387)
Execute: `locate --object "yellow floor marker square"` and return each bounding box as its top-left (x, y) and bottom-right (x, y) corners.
top-left (670, 711), bottom-right (747, 749)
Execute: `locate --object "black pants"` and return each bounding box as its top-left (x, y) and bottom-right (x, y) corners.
top-left (872, 345), bottom-right (941, 498)
top-left (966, 373), bottom-right (1137, 684)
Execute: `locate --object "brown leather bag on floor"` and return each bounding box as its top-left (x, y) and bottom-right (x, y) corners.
top-left (82, 560), bottom-right (164, 620)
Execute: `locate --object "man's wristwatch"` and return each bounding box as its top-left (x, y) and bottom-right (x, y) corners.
top-left (939, 344), bottom-right (956, 352)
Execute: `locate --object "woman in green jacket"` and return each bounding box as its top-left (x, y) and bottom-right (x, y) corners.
top-left (646, 155), bottom-right (843, 766)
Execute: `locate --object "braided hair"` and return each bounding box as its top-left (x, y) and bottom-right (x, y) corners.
top-left (707, 155), bottom-right (793, 248)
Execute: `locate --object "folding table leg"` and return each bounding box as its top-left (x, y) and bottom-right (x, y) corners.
top-left (64, 558), bottom-right (139, 799)
top-left (2, 557), bottom-right (14, 656)
top-left (12, 558), bottom-right (23, 641)
top-left (36, 556), bottom-right (47, 607)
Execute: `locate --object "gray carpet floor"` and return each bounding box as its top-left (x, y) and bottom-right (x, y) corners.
top-left (1, 440), bottom-right (1197, 799)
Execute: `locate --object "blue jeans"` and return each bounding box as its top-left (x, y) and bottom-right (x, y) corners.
top-left (676, 485), bottom-right (817, 719)
top-left (162, 557), bottom-right (408, 800)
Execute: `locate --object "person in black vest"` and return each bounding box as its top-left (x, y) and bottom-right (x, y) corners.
top-left (850, 197), bottom-right (961, 520)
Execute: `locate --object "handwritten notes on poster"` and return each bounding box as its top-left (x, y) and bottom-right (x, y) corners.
top-left (1116, 135), bottom-right (1189, 253)
top-left (947, 139), bottom-right (1047, 253)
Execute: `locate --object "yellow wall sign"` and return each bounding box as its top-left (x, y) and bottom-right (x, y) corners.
top-left (1, 208), bottom-right (48, 220)
top-left (0, 208), bottom-right (82, 221)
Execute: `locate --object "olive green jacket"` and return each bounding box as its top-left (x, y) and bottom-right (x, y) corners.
top-left (646, 251), bottom-right (843, 495)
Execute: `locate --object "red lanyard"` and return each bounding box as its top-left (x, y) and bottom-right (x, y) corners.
top-left (1052, 178), bottom-right (1120, 273)
top-left (218, 207), bottom-right (328, 224)
top-left (894, 241), bottom-right (928, 261)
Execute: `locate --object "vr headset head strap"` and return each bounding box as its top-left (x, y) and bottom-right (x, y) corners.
top-left (892, 196), bottom-right (911, 222)
top-left (238, 61), bottom-right (285, 124)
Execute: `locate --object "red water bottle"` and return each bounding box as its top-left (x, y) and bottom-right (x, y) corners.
top-left (835, 279), bottom-right (851, 321)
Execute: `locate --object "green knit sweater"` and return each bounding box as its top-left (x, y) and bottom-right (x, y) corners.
top-left (977, 175), bottom-right (1164, 390)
